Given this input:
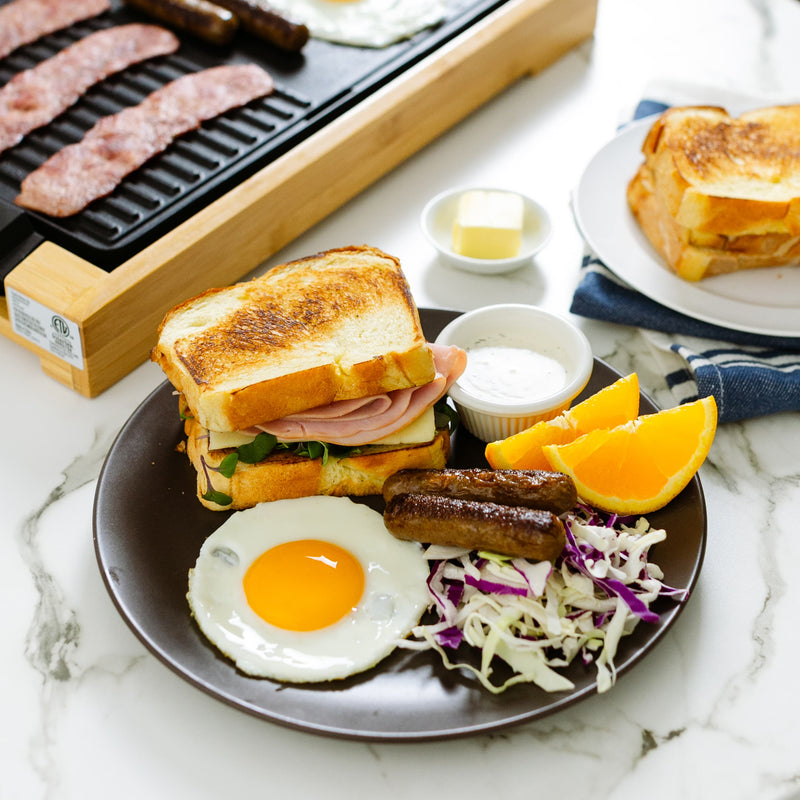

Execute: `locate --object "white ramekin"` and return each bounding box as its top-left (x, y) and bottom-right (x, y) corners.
top-left (420, 187), bottom-right (553, 275)
top-left (435, 304), bottom-right (594, 442)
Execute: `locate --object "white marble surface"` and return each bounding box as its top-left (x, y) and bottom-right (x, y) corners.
top-left (3, 0), bottom-right (800, 797)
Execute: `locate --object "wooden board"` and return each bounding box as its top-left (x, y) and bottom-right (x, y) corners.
top-left (1, 0), bottom-right (597, 397)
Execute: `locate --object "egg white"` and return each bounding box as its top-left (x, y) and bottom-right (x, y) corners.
top-left (272, 0), bottom-right (448, 48)
top-left (187, 496), bottom-right (430, 682)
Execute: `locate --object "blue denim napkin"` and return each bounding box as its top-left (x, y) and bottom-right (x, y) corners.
top-left (571, 97), bottom-right (800, 424)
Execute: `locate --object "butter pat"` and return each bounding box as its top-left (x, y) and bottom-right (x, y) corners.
top-left (452, 190), bottom-right (524, 259)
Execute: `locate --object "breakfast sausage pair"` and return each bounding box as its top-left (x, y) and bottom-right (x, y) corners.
top-left (125, 0), bottom-right (309, 50)
top-left (382, 468), bottom-right (577, 561)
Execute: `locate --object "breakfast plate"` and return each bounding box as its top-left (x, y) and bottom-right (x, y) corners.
top-left (93, 308), bottom-right (706, 742)
top-left (573, 115), bottom-right (800, 338)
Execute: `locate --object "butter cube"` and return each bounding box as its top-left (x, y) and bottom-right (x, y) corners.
top-left (452, 190), bottom-right (524, 259)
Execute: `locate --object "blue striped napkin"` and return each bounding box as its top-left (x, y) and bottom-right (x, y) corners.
top-left (570, 94), bottom-right (800, 424)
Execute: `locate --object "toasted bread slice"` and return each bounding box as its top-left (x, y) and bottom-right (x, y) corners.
top-left (628, 163), bottom-right (800, 280)
top-left (152, 246), bottom-right (436, 432)
top-left (184, 416), bottom-right (451, 511)
top-left (642, 105), bottom-right (800, 236)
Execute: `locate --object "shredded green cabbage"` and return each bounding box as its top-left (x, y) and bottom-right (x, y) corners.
top-left (399, 506), bottom-right (682, 694)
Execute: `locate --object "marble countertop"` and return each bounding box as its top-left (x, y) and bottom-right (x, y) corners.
top-left (3, 0), bottom-right (800, 797)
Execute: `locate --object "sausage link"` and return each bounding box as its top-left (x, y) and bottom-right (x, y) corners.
top-left (382, 468), bottom-right (577, 514)
top-left (384, 494), bottom-right (566, 561)
top-left (124, 0), bottom-right (239, 45)
top-left (211, 0), bottom-right (309, 51)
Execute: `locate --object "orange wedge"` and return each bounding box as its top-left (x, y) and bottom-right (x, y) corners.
top-left (542, 395), bottom-right (717, 515)
top-left (485, 373), bottom-right (640, 471)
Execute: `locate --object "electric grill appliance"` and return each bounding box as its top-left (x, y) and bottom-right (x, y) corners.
top-left (0, 0), bottom-right (597, 396)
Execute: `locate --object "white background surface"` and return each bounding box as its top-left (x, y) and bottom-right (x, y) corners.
top-left (3, 1), bottom-right (800, 798)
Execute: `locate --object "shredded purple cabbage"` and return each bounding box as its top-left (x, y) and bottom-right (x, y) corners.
top-left (407, 505), bottom-right (684, 694)
top-left (465, 574), bottom-right (529, 596)
top-left (596, 577), bottom-right (660, 624)
top-left (562, 516), bottom-right (661, 624)
top-left (434, 626), bottom-right (464, 649)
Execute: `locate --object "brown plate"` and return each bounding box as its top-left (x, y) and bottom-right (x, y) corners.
top-left (93, 308), bottom-right (706, 741)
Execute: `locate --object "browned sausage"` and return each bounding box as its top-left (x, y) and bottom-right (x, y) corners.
top-left (124, 0), bottom-right (239, 45)
top-left (384, 494), bottom-right (566, 561)
top-left (211, 0), bottom-right (309, 51)
top-left (382, 468), bottom-right (577, 515)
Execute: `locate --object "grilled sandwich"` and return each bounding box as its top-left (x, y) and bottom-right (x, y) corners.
top-left (627, 104), bottom-right (800, 280)
top-left (151, 245), bottom-right (466, 510)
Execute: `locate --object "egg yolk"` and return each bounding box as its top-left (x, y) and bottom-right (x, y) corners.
top-left (243, 539), bottom-right (365, 632)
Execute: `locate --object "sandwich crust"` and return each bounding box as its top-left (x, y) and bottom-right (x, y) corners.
top-left (184, 415), bottom-right (451, 511)
top-left (152, 245), bottom-right (436, 431)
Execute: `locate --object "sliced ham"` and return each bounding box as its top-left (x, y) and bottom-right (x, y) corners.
top-left (284, 394), bottom-right (394, 422)
top-left (0, 25), bottom-right (180, 155)
top-left (255, 343), bottom-right (468, 446)
top-left (15, 64), bottom-right (275, 217)
top-left (0, 0), bottom-right (111, 60)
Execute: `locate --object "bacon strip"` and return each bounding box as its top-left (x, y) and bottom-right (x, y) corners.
top-left (0, 0), bottom-right (111, 60)
top-left (255, 344), bottom-right (468, 446)
top-left (0, 25), bottom-right (180, 155)
top-left (15, 64), bottom-right (275, 217)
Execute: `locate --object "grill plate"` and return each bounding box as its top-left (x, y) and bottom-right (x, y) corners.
top-left (0, 0), bottom-right (506, 268)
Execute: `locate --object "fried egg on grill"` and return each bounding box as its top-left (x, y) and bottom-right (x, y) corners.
top-left (273, 0), bottom-right (448, 48)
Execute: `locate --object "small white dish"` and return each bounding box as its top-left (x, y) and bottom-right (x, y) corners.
top-left (435, 304), bottom-right (593, 443)
top-left (421, 187), bottom-right (553, 275)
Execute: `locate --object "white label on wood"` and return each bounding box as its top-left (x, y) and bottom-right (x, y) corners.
top-left (7, 287), bottom-right (84, 370)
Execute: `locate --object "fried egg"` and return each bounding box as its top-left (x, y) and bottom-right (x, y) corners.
top-left (272, 0), bottom-right (448, 48)
top-left (187, 496), bottom-right (429, 682)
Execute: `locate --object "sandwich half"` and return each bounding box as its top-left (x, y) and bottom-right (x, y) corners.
top-left (628, 104), bottom-right (800, 280)
top-left (628, 161), bottom-right (800, 280)
top-left (151, 245), bottom-right (466, 509)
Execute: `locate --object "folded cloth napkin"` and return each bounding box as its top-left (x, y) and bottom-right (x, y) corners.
top-left (570, 85), bottom-right (800, 424)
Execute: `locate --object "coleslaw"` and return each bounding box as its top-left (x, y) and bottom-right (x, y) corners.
top-left (399, 504), bottom-right (685, 694)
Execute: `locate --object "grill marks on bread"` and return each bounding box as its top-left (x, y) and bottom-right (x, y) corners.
top-left (175, 265), bottom-right (411, 387)
top-left (152, 246), bottom-right (436, 432)
top-left (644, 105), bottom-right (800, 214)
top-left (680, 119), bottom-right (800, 181)
top-left (629, 104), bottom-right (800, 279)
top-left (181, 302), bottom-right (312, 376)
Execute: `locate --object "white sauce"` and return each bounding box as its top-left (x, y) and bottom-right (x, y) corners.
top-left (457, 345), bottom-right (568, 404)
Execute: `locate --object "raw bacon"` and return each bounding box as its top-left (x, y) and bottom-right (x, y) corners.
top-left (255, 344), bottom-right (468, 446)
top-left (0, 25), bottom-right (180, 155)
top-left (15, 64), bottom-right (275, 217)
top-left (0, 0), bottom-right (111, 60)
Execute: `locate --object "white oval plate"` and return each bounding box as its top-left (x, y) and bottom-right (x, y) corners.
top-left (573, 116), bottom-right (800, 338)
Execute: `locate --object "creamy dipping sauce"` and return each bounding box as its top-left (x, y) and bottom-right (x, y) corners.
top-left (457, 345), bottom-right (568, 404)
